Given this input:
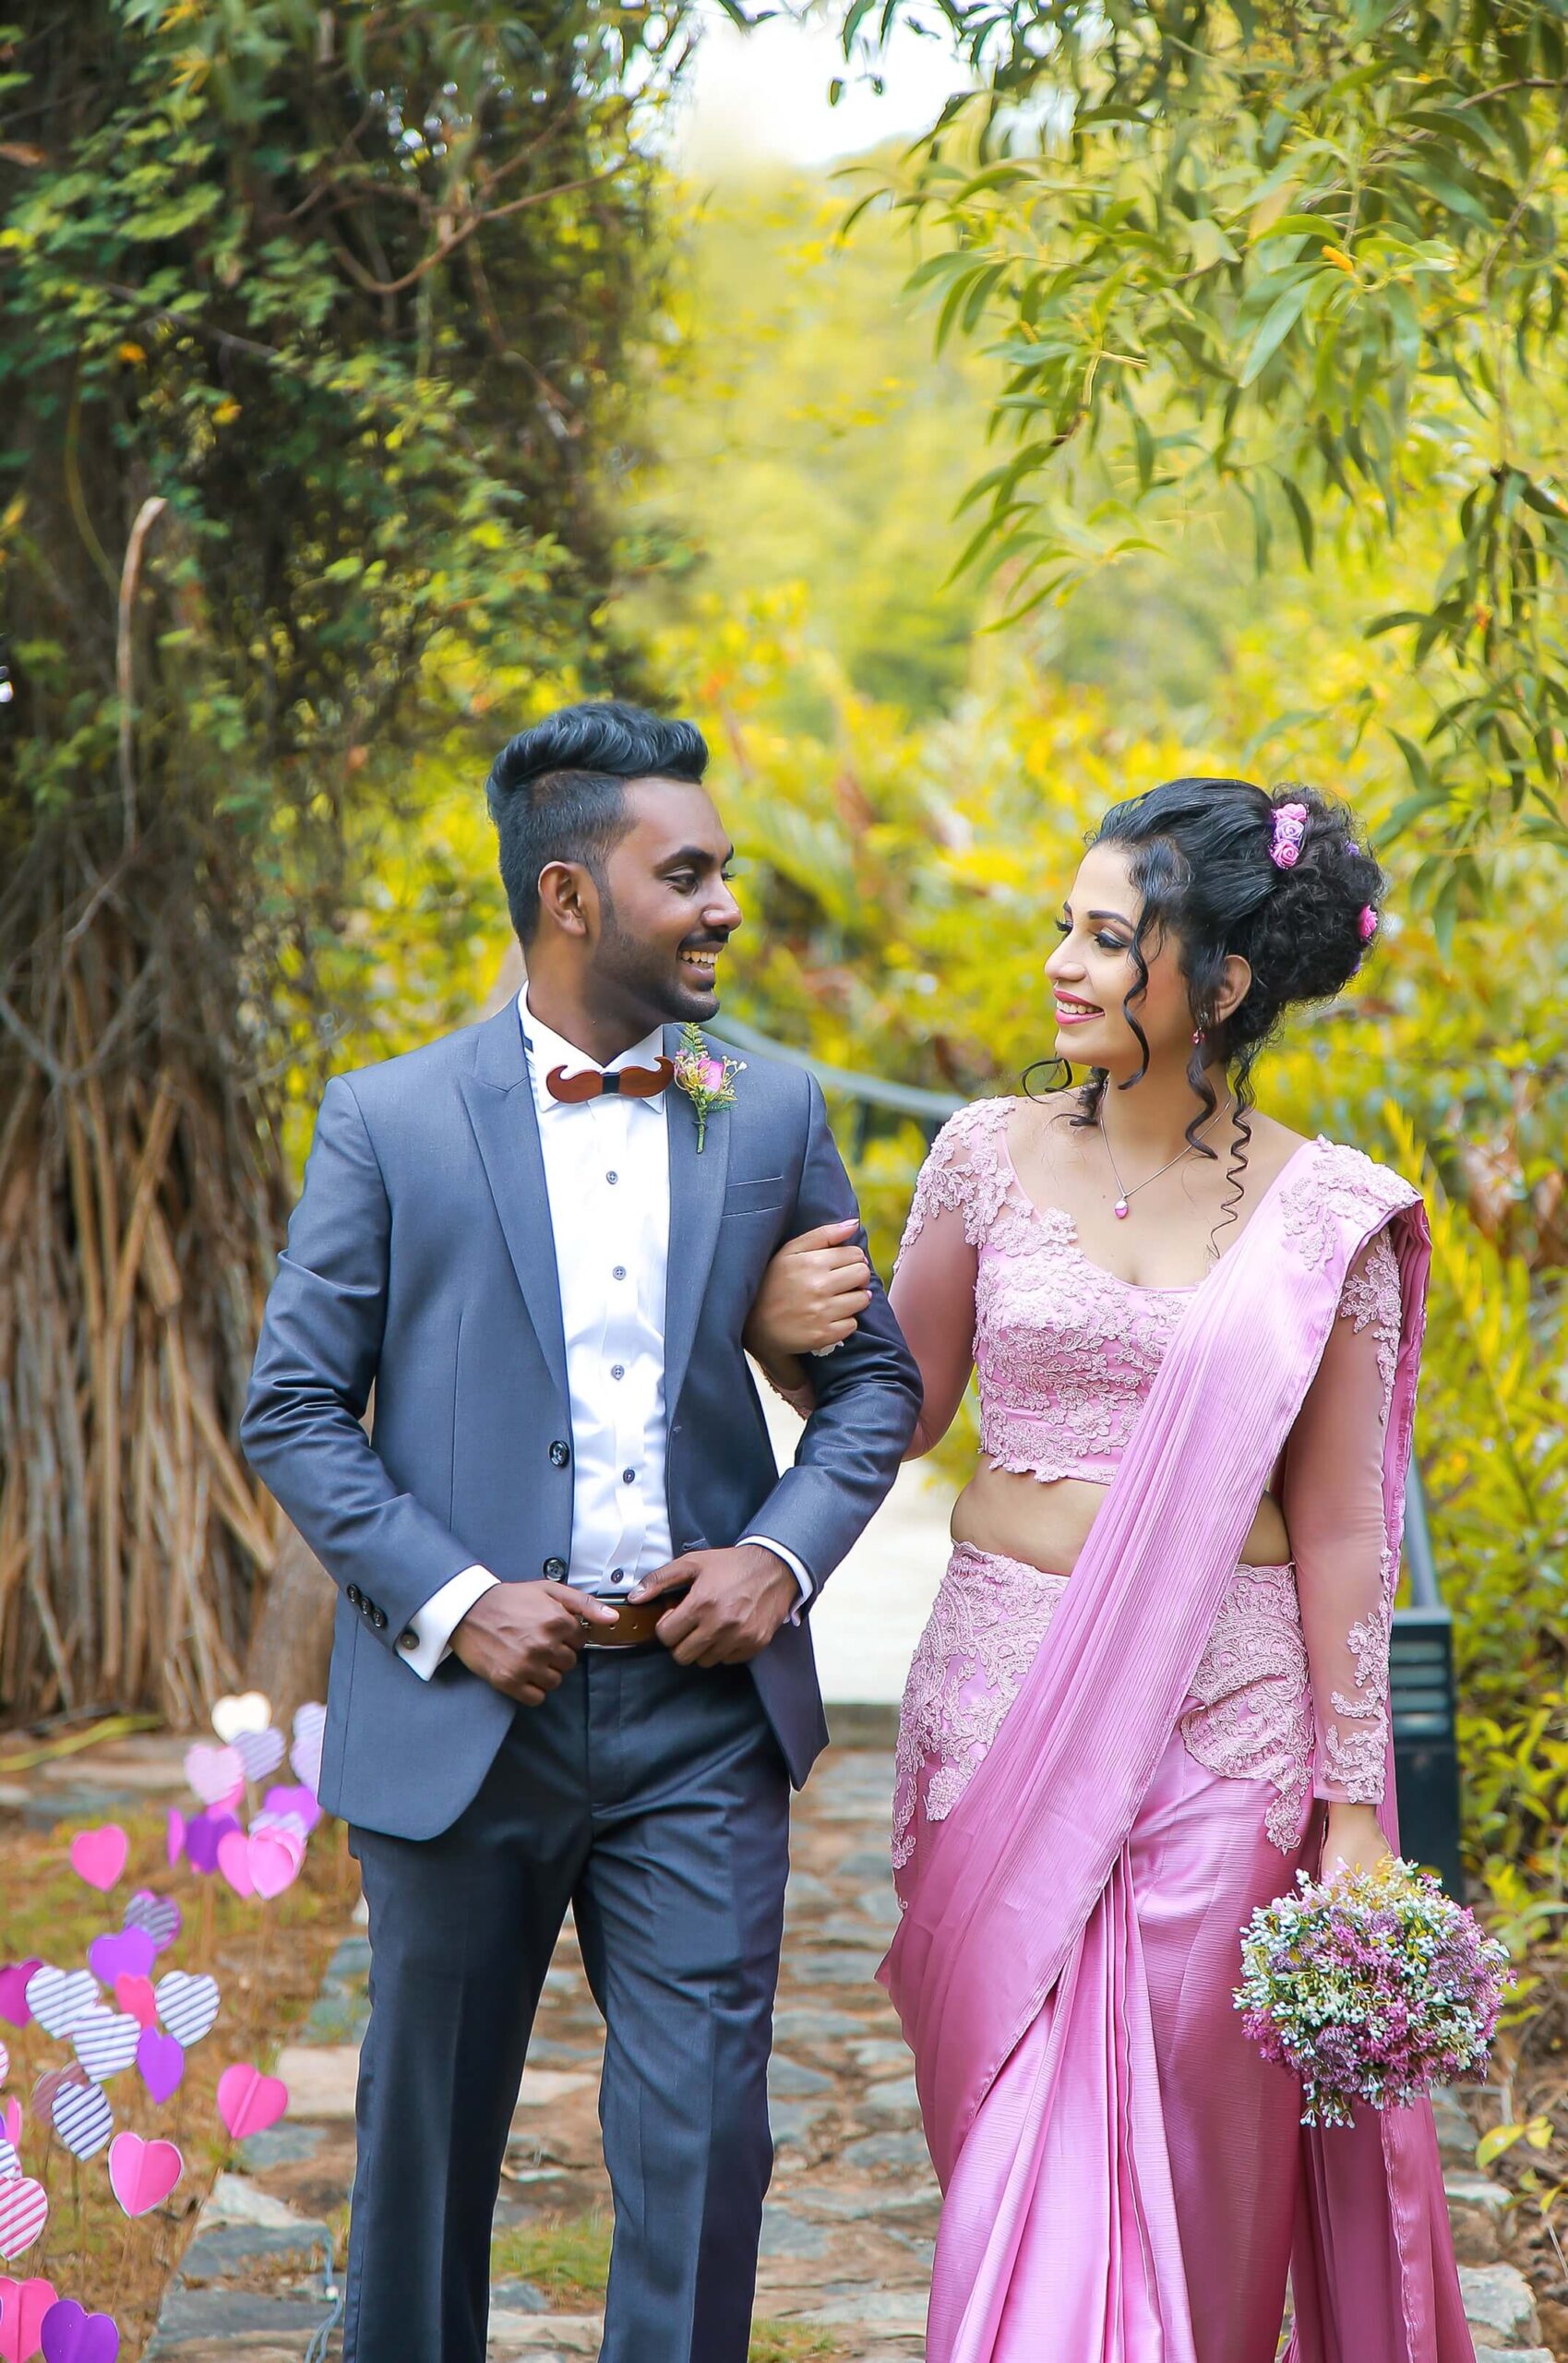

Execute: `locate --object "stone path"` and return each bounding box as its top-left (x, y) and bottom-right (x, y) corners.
top-left (135, 1738), bottom-right (1553, 2363)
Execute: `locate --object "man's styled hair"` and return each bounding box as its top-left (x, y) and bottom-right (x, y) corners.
top-left (485, 701), bottom-right (709, 943)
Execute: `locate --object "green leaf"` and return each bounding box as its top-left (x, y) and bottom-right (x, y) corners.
top-left (1238, 279), bottom-right (1311, 387)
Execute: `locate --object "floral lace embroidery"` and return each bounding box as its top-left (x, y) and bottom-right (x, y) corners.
top-left (1335, 1228), bottom-right (1402, 1400)
top-left (1276, 1140), bottom-right (1419, 1272)
top-left (892, 1099), bottom-right (1015, 1277)
top-left (892, 1545), bottom-right (1316, 1883)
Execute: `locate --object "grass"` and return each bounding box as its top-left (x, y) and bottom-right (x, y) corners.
top-left (488, 2218), bottom-right (841, 2358)
top-left (0, 1785), bottom-right (353, 2348)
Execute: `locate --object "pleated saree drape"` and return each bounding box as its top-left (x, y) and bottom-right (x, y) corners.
top-left (881, 1137), bottom-right (1473, 2362)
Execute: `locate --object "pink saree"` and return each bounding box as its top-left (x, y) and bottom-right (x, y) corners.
top-left (880, 1135), bottom-right (1473, 2363)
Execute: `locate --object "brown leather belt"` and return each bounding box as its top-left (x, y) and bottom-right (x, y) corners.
top-left (579, 1587), bottom-right (688, 1649)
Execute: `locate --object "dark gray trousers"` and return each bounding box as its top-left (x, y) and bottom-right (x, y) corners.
top-left (342, 1648), bottom-right (791, 2363)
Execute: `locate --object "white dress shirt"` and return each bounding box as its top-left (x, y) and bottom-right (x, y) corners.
top-left (399, 993), bottom-right (809, 1676)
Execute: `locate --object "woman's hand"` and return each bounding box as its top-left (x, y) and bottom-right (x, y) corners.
top-left (1320, 1801), bottom-right (1392, 1885)
top-left (743, 1217), bottom-right (873, 1365)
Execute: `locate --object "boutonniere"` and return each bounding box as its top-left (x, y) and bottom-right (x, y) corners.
top-left (672, 1024), bottom-right (745, 1153)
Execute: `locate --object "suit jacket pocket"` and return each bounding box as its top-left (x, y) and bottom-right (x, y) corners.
top-left (723, 1175), bottom-right (786, 1216)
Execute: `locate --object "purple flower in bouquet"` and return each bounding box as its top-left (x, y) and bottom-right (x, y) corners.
top-left (1233, 1854), bottom-right (1510, 2129)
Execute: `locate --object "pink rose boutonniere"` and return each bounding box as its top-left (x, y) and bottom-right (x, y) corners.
top-left (673, 1024), bottom-right (745, 1153)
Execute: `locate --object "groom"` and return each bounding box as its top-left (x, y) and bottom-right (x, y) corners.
top-left (241, 701), bottom-right (919, 2363)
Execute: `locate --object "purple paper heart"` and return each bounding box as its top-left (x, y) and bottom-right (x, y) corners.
top-left (86, 1927), bottom-right (155, 1989)
top-left (0, 1961), bottom-right (41, 2030)
top-left (261, 1782), bottom-right (324, 1835)
top-left (184, 1810), bottom-right (239, 1875)
top-left (135, 2026), bottom-right (185, 2105)
top-left (41, 2296), bottom-right (121, 2363)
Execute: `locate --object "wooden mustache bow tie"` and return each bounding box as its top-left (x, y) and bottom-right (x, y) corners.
top-left (545, 1056), bottom-right (675, 1104)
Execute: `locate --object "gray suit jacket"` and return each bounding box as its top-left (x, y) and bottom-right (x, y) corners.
top-left (241, 1005), bottom-right (921, 1839)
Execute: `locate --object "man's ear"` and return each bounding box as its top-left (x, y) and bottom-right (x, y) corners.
top-left (535, 858), bottom-right (596, 941)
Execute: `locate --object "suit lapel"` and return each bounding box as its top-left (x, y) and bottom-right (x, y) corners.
top-left (662, 1022), bottom-right (732, 1421)
top-left (458, 1006), bottom-right (569, 1400)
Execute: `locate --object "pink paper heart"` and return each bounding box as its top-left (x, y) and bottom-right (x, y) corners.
top-left (106, 2132), bottom-right (181, 2218)
top-left (39, 2298), bottom-right (119, 2363)
top-left (0, 1971), bottom-right (39, 2034)
top-left (164, 1808), bottom-right (185, 1869)
top-left (249, 1831), bottom-right (303, 1901)
top-left (215, 2062), bottom-right (289, 2141)
top-left (86, 1930), bottom-right (154, 1991)
top-left (214, 1829), bottom-right (254, 1900)
top-left (0, 2276), bottom-right (57, 2362)
top-left (112, 1975), bottom-right (156, 2032)
top-left (0, 2178), bottom-right (47, 2261)
top-left (135, 2029), bottom-right (184, 2106)
top-left (183, 1745), bottom-right (243, 1809)
top-left (66, 1829), bottom-right (126, 1895)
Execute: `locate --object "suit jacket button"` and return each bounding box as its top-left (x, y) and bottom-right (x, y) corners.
top-left (549, 1440), bottom-right (569, 1468)
top-left (543, 1555), bottom-right (567, 1579)
top-left (372, 1607), bottom-right (387, 1630)
top-left (346, 1584), bottom-right (362, 1607)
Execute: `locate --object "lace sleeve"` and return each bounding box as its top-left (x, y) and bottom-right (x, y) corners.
top-left (1281, 1228), bottom-right (1403, 1806)
top-left (889, 1102), bottom-right (1007, 1457)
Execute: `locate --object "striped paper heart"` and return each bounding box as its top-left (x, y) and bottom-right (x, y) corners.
top-left (23, 1971), bottom-right (97, 2044)
top-left (31, 2067), bottom-right (87, 2124)
top-left (123, 1891), bottom-right (181, 1955)
top-left (153, 1973), bottom-right (218, 2048)
top-left (52, 2078), bottom-right (113, 2161)
top-left (72, 2007), bottom-right (139, 2083)
top-left (0, 2041), bottom-right (6, 2086)
top-left (289, 1702), bottom-right (326, 1793)
top-left (232, 1728), bottom-right (284, 1783)
top-left (0, 2175), bottom-right (47, 2259)
top-left (0, 2135), bottom-right (18, 2180)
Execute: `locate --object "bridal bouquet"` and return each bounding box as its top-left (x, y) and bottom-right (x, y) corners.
top-left (1234, 1854), bottom-right (1510, 2129)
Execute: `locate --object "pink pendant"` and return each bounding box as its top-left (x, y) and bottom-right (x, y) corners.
top-left (1114, 1198), bottom-right (1130, 1219)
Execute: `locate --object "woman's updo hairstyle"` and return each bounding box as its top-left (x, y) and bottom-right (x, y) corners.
top-left (1043, 775), bottom-right (1386, 1234)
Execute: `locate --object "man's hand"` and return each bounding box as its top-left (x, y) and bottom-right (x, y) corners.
top-left (449, 1581), bottom-right (617, 1705)
top-left (629, 1545), bottom-right (800, 1668)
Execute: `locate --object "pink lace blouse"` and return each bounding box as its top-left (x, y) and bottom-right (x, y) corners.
top-left (888, 1098), bottom-right (1402, 1813)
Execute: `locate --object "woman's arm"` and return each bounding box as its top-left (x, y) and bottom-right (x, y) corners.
top-left (1281, 1228), bottom-right (1403, 1876)
top-left (887, 1193), bottom-right (978, 1458)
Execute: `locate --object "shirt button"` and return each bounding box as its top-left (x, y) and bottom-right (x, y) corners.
top-left (543, 1555), bottom-right (567, 1579)
top-left (613, 1265), bottom-right (627, 1281)
top-left (611, 1567), bottom-right (627, 1584)
top-left (610, 1363), bottom-right (625, 1381)
top-left (622, 1468), bottom-right (635, 1484)
top-left (606, 1170), bottom-right (618, 1185)
top-left (549, 1440), bottom-right (569, 1469)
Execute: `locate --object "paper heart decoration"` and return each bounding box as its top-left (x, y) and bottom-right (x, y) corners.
top-left (261, 1783), bottom-right (323, 1836)
top-left (0, 2137), bottom-right (18, 2183)
top-left (51, 2079), bottom-right (112, 2163)
top-left (215, 2062), bottom-right (289, 2141)
top-left (0, 2104), bottom-right (18, 2153)
top-left (107, 2133), bottom-right (181, 2218)
top-left (66, 1829), bottom-right (126, 1895)
top-left (0, 2277), bottom-right (57, 2363)
top-left (210, 1691), bottom-right (271, 1744)
top-left (232, 1728), bottom-right (284, 1783)
top-left (29, 2069), bottom-right (85, 2127)
top-left (0, 1970), bottom-right (39, 2034)
top-left (39, 2299), bottom-right (119, 2363)
top-left (0, 2045), bottom-right (6, 2089)
top-left (70, 2008), bottom-right (138, 2086)
top-left (135, 2030), bottom-right (184, 2107)
top-left (216, 1827), bottom-right (301, 1902)
top-left (214, 1830), bottom-right (254, 1900)
top-left (183, 1812), bottom-right (239, 1876)
top-left (289, 1702), bottom-right (326, 1793)
top-left (183, 1745), bottom-right (243, 1809)
top-left (85, 1931), bottom-right (153, 1992)
top-left (0, 2177), bottom-right (47, 2260)
top-left (152, 1973), bottom-right (218, 2049)
top-left (22, 1973), bottom-right (95, 2045)
top-left (112, 1976), bottom-right (155, 2032)
top-left (122, 1892), bottom-right (181, 1956)
top-left (164, 1809), bottom-right (185, 1869)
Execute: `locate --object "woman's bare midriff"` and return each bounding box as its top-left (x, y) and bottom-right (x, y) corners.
top-left (950, 1461), bottom-right (1291, 1577)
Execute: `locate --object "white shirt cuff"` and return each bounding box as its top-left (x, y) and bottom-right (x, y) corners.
top-left (398, 1565), bottom-right (498, 1679)
top-left (739, 1534), bottom-right (814, 1625)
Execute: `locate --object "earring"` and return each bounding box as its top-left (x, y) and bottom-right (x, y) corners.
top-left (1191, 1027), bottom-right (1206, 1045)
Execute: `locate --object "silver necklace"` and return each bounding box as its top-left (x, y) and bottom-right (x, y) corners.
top-left (1098, 1109), bottom-right (1225, 1221)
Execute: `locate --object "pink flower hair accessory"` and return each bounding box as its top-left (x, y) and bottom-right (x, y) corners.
top-left (1358, 905), bottom-right (1379, 943)
top-left (1268, 802), bottom-right (1309, 869)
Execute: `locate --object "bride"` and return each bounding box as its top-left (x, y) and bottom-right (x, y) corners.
top-left (744, 776), bottom-right (1472, 2362)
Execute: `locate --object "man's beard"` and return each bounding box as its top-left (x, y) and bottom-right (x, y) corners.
top-left (598, 900), bottom-right (720, 1025)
